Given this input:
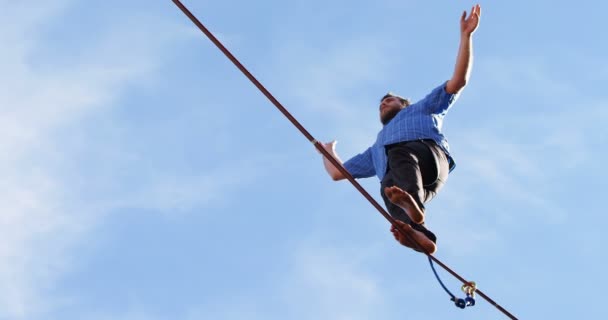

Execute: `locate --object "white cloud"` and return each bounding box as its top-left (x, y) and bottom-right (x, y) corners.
top-left (102, 154), bottom-right (287, 215)
top-left (276, 240), bottom-right (390, 320)
top-left (0, 2), bottom-right (207, 319)
top-left (82, 308), bottom-right (161, 320)
top-left (476, 56), bottom-right (577, 102)
top-left (280, 37), bottom-right (393, 114)
top-left (268, 34), bottom-right (397, 153)
top-left (181, 239), bottom-right (390, 320)
top-left (427, 55), bottom-right (608, 255)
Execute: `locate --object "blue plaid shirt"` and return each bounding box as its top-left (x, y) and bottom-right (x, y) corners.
top-left (343, 82), bottom-right (459, 181)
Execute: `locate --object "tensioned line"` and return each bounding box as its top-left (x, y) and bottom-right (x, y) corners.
top-left (170, 1), bottom-right (517, 319)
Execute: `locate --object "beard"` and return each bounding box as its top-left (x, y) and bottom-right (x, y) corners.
top-left (380, 108), bottom-right (401, 125)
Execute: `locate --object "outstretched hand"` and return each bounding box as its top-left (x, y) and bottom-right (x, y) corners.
top-left (460, 4), bottom-right (481, 36)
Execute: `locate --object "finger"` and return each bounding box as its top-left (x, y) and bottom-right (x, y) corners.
top-left (461, 10), bottom-right (466, 22)
top-left (476, 4), bottom-right (482, 17)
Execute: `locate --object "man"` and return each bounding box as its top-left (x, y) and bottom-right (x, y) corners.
top-left (320, 5), bottom-right (481, 254)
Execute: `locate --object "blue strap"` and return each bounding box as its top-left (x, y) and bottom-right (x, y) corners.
top-left (428, 256), bottom-right (456, 301)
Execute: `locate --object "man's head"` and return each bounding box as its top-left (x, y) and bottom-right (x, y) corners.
top-left (379, 92), bottom-right (410, 125)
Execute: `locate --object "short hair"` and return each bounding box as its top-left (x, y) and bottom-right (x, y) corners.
top-left (381, 92), bottom-right (411, 107)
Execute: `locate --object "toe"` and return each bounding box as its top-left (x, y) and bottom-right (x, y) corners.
top-left (384, 187), bottom-right (393, 197)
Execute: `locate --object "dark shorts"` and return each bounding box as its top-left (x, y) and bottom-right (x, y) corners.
top-left (380, 139), bottom-right (450, 243)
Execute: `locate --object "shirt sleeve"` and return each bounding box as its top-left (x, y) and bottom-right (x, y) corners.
top-left (419, 81), bottom-right (460, 116)
top-left (343, 147), bottom-right (376, 179)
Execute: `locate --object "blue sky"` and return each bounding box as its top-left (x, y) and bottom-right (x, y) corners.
top-left (2, 0), bottom-right (607, 319)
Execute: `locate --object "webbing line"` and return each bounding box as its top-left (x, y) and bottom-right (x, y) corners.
top-left (171, 1), bottom-right (517, 319)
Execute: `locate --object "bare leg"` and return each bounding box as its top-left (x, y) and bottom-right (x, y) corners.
top-left (384, 186), bottom-right (425, 224)
top-left (390, 220), bottom-right (437, 254)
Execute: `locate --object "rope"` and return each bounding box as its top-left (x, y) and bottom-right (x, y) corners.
top-left (170, 1), bottom-right (518, 319)
top-left (428, 257), bottom-right (457, 301)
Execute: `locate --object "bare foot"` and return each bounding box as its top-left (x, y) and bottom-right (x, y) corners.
top-left (390, 220), bottom-right (437, 254)
top-left (384, 186), bottom-right (425, 224)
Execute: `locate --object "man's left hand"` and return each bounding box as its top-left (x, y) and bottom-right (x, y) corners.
top-left (460, 4), bottom-right (481, 37)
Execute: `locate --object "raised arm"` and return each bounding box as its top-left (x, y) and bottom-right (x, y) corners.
top-left (446, 4), bottom-right (481, 94)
